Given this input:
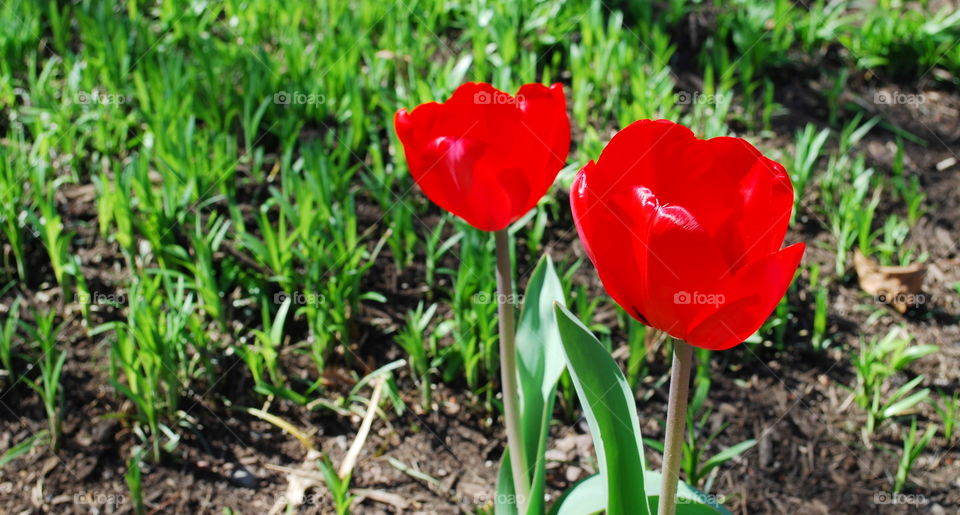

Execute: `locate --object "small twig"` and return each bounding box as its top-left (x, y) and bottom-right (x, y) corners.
top-left (263, 462), bottom-right (327, 482)
top-left (351, 488), bottom-right (408, 510)
top-left (338, 376), bottom-right (385, 479)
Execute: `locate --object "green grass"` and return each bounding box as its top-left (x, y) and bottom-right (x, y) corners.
top-left (850, 328), bottom-right (938, 435)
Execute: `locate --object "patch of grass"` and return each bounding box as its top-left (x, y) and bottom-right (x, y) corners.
top-left (894, 418), bottom-right (937, 494)
top-left (851, 328), bottom-right (938, 434)
top-left (22, 309), bottom-right (66, 451)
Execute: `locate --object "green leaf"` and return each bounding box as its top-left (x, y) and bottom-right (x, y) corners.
top-left (514, 255), bottom-right (566, 514)
top-left (903, 344), bottom-right (939, 359)
top-left (700, 439), bottom-right (757, 477)
top-left (351, 359), bottom-right (406, 394)
top-left (548, 474), bottom-right (604, 515)
top-left (0, 431), bottom-right (47, 468)
top-left (516, 255), bottom-right (566, 402)
top-left (524, 394), bottom-right (557, 514)
top-left (642, 438), bottom-right (665, 454)
top-left (886, 375), bottom-right (926, 405)
top-left (550, 472), bottom-right (729, 515)
top-left (642, 471), bottom-right (732, 515)
top-left (554, 303), bottom-right (650, 515)
top-left (894, 344), bottom-right (938, 369)
top-left (269, 295), bottom-right (292, 344)
top-left (496, 449), bottom-right (520, 515)
top-left (883, 388), bottom-right (930, 418)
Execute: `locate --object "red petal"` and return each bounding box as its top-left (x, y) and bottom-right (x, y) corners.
top-left (573, 169), bottom-right (729, 336)
top-left (589, 120), bottom-right (695, 197)
top-left (685, 243), bottom-right (805, 350)
top-left (571, 119), bottom-right (802, 345)
top-left (514, 83), bottom-right (570, 214)
top-left (395, 82), bottom-right (569, 231)
top-left (628, 191), bottom-right (728, 338)
top-left (572, 163), bottom-right (649, 321)
top-left (666, 137), bottom-right (795, 270)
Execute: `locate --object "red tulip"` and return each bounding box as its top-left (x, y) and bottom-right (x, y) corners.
top-left (394, 82), bottom-right (570, 231)
top-left (571, 119), bottom-right (805, 351)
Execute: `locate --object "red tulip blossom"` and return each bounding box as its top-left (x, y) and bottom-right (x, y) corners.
top-left (395, 82), bottom-right (570, 231)
top-left (571, 119), bottom-right (804, 350)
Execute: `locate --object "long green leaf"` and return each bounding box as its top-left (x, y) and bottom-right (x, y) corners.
top-left (496, 449), bottom-right (520, 515)
top-left (270, 296), bottom-right (292, 344)
top-left (549, 474), bottom-right (604, 515)
top-left (550, 472), bottom-right (729, 515)
top-left (883, 388), bottom-right (930, 418)
top-left (700, 439), bottom-right (757, 477)
top-left (513, 255), bottom-right (566, 514)
top-left (554, 303), bottom-right (650, 515)
top-left (516, 255), bottom-right (566, 402)
top-left (0, 431), bottom-right (47, 467)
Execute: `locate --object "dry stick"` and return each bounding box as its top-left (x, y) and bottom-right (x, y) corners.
top-left (494, 229), bottom-right (530, 513)
top-left (658, 340), bottom-right (693, 515)
top-left (339, 376), bottom-right (386, 478)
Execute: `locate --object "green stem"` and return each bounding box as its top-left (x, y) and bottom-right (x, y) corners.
top-left (494, 229), bottom-right (530, 513)
top-left (658, 339), bottom-right (692, 515)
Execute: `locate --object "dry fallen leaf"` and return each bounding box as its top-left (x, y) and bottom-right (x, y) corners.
top-left (853, 250), bottom-right (926, 313)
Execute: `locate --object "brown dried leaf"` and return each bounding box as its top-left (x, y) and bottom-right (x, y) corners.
top-left (853, 250), bottom-right (925, 313)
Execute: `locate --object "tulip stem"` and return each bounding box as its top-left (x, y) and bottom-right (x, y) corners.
top-left (494, 229), bottom-right (530, 513)
top-left (658, 339), bottom-right (693, 515)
